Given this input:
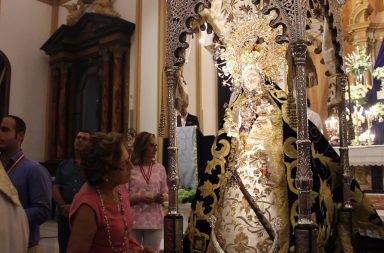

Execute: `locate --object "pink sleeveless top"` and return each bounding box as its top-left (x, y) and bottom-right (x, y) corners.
top-left (70, 183), bottom-right (141, 253)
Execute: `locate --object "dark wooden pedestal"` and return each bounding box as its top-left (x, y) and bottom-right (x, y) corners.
top-left (164, 214), bottom-right (183, 253)
top-left (295, 224), bottom-right (318, 253)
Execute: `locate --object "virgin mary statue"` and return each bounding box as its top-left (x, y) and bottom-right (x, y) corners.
top-left (182, 1), bottom-right (384, 253)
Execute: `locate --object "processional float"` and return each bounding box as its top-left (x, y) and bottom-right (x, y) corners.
top-left (162, 0), bottom-right (350, 252)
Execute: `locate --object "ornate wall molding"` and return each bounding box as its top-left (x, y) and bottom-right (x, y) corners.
top-left (350, 0), bottom-right (373, 25)
top-left (348, 0), bottom-right (373, 48)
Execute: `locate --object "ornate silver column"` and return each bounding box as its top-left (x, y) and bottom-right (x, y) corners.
top-left (256, 0), bottom-right (347, 251)
top-left (337, 73), bottom-right (354, 251)
top-left (165, 66), bottom-right (180, 216)
top-left (163, 1), bottom-right (210, 251)
top-left (290, 0), bottom-right (318, 250)
top-left (292, 42), bottom-right (318, 253)
top-left (337, 74), bottom-right (352, 209)
top-left (291, 43), bottom-right (313, 225)
top-left (291, 42), bottom-right (318, 253)
top-left (164, 66), bottom-right (183, 253)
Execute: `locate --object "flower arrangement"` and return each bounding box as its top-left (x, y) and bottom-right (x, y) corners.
top-left (344, 46), bottom-right (371, 76)
top-left (370, 102), bottom-right (384, 119)
top-left (347, 105), bottom-right (366, 127)
top-left (372, 67), bottom-right (384, 91)
top-left (372, 66), bottom-right (384, 81)
top-left (347, 83), bottom-right (369, 103)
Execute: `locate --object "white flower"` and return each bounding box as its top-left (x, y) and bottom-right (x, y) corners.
top-left (344, 46), bottom-right (371, 75)
top-left (372, 67), bottom-right (384, 80)
top-left (346, 83), bottom-right (369, 102)
top-left (370, 103), bottom-right (384, 118)
top-left (372, 67), bottom-right (384, 91)
top-left (351, 105), bottom-right (366, 126)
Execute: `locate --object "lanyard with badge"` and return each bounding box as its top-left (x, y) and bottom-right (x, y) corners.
top-left (6, 153), bottom-right (25, 174)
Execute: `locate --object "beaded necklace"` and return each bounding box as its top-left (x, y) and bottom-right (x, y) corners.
top-left (96, 187), bottom-right (129, 252)
top-left (139, 162), bottom-right (153, 185)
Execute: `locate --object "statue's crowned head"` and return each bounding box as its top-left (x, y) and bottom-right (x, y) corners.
top-left (215, 11), bottom-right (287, 92)
top-left (242, 63), bottom-right (262, 91)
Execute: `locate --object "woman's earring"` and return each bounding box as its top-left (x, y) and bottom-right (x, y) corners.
top-left (105, 178), bottom-right (109, 182)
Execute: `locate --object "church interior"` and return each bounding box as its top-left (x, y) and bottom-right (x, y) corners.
top-left (1, 0), bottom-right (384, 252)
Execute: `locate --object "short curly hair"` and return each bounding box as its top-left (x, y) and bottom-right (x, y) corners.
top-left (80, 132), bottom-right (126, 186)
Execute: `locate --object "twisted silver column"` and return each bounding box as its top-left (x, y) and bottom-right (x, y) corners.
top-left (164, 66), bottom-right (183, 253)
top-left (337, 74), bottom-right (352, 209)
top-left (292, 42), bottom-right (318, 253)
top-left (291, 43), bottom-right (313, 225)
top-left (165, 66), bottom-right (180, 215)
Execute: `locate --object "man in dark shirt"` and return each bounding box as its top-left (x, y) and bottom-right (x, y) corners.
top-left (177, 102), bottom-right (200, 129)
top-left (52, 130), bottom-right (91, 253)
top-left (0, 115), bottom-right (52, 252)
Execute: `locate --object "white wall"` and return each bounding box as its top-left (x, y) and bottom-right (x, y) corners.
top-left (201, 39), bottom-right (218, 136)
top-left (180, 34), bottom-right (218, 136)
top-left (0, 0), bottom-right (52, 161)
top-left (114, 0), bottom-right (137, 130)
top-left (184, 38), bottom-right (198, 116)
top-left (138, 0), bottom-right (159, 134)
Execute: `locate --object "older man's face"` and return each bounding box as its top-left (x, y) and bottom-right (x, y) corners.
top-left (180, 103), bottom-right (188, 116)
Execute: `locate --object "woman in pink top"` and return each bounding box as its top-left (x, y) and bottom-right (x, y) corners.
top-left (129, 132), bottom-right (168, 251)
top-left (67, 132), bottom-right (154, 253)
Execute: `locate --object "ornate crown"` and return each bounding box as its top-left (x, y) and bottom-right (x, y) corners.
top-left (215, 11), bottom-right (287, 90)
